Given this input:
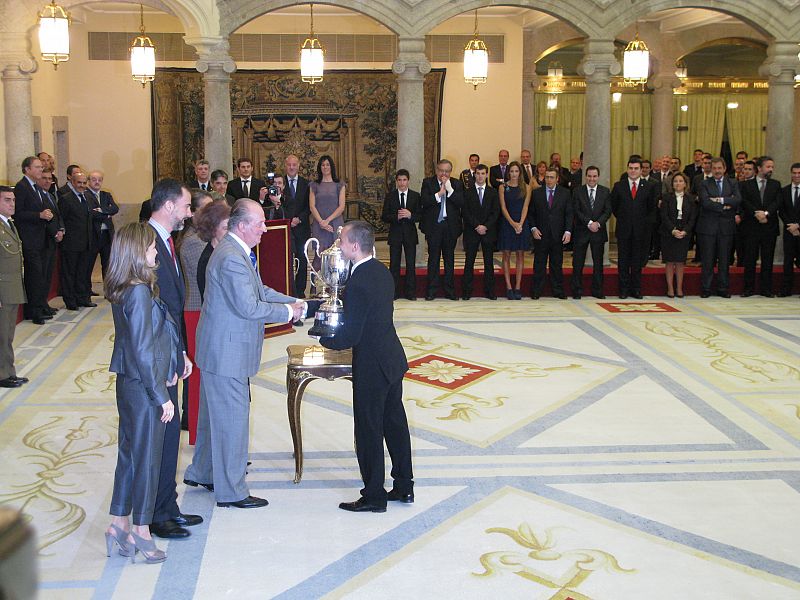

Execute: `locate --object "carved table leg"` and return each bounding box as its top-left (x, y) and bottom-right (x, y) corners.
top-left (287, 369), bottom-right (316, 483)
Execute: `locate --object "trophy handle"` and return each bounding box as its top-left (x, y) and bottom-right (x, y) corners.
top-left (303, 237), bottom-right (321, 281)
top-left (292, 257), bottom-right (300, 276)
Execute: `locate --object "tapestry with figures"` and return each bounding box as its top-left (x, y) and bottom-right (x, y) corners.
top-left (151, 68), bottom-right (446, 235)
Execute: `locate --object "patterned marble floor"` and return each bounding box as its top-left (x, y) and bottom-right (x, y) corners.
top-left (1, 294), bottom-right (799, 599)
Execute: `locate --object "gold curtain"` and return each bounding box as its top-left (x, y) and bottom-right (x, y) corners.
top-left (610, 93), bottom-right (652, 181)
top-left (725, 94), bottom-right (767, 159)
top-left (673, 94), bottom-right (726, 166)
top-left (533, 93), bottom-right (585, 165)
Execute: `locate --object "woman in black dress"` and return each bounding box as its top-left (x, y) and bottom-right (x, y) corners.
top-left (195, 200), bottom-right (231, 302)
top-left (660, 172), bottom-right (697, 298)
top-left (498, 162), bottom-right (531, 299)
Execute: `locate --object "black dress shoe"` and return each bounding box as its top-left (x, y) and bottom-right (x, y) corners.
top-left (719, 291), bottom-right (731, 298)
top-left (0, 377), bottom-right (23, 388)
top-left (173, 513), bottom-right (203, 527)
top-left (573, 294), bottom-right (582, 300)
top-left (531, 294), bottom-right (540, 300)
top-left (9, 376), bottom-right (28, 384)
top-left (486, 294), bottom-right (497, 300)
top-left (184, 478), bottom-right (214, 492)
top-left (762, 293), bottom-right (774, 298)
top-left (150, 520), bottom-right (190, 539)
top-left (461, 294), bottom-right (471, 301)
top-left (742, 291), bottom-right (754, 298)
top-left (44, 307), bottom-right (57, 316)
top-left (216, 495), bottom-right (268, 509)
top-left (425, 295), bottom-right (435, 301)
top-left (65, 304), bottom-right (79, 311)
top-left (387, 489), bottom-right (414, 503)
top-left (78, 301), bottom-right (97, 308)
top-left (445, 294), bottom-right (458, 301)
top-left (556, 294), bottom-right (567, 300)
top-left (700, 291), bottom-right (710, 298)
top-left (405, 295), bottom-right (417, 301)
top-left (619, 295), bottom-right (628, 299)
top-left (32, 317), bottom-right (48, 325)
top-left (631, 293), bottom-right (643, 299)
top-left (293, 319), bottom-right (304, 327)
top-left (593, 294), bottom-right (606, 299)
top-left (338, 498), bottom-right (386, 513)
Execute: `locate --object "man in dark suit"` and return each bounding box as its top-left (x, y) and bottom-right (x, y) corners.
top-left (739, 156), bottom-right (781, 297)
top-left (320, 221), bottom-right (413, 512)
top-left (778, 163), bottom-right (800, 296)
top-left (186, 159), bottom-right (212, 191)
top-left (58, 172), bottom-right (101, 311)
top-left (529, 168), bottom-right (573, 299)
top-left (57, 164), bottom-right (82, 197)
top-left (0, 186), bottom-right (28, 388)
top-left (283, 154), bottom-right (312, 300)
top-left (550, 153), bottom-right (572, 189)
top-left (461, 164), bottom-right (499, 300)
top-left (420, 159), bottom-right (464, 300)
top-left (86, 170), bottom-right (119, 280)
top-left (571, 166), bottom-right (611, 299)
top-left (459, 154), bottom-right (479, 191)
top-left (697, 158), bottom-right (742, 298)
top-left (226, 157), bottom-right (266, 202)
top-left (691, 154), bottom-right (713, 194)
top-left (489, 149), bottom-right (510, 189)
top-left (520, 149), bottom-right (535, 185)
top-left (381, 169), bottom-right (420, 300)
top-left (37, 152), bottom-right (58, 192)
top-left (37, 169), bottom-right (64, 313)
top-left (14, 156), bottom-right (57, 324)
top-left (210, 169), bottom-right (237, 205)
top-left (610, 158), bottom-right (658, 298)
top-left (683, 148), bottom-right (705, 181)
top-left (146, 179), bottom-right (202, 538)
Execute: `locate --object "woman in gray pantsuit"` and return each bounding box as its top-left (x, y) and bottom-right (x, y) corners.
top-left (105, 223), bottom-right (179, 563)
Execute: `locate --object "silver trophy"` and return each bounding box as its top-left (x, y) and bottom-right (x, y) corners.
top-left (304, 227), bottom-right (350, 337)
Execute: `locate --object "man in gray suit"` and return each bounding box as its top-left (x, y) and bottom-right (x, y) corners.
top-left (184, 199), bottom-right (307, 508)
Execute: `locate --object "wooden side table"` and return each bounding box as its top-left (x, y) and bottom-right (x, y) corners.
top-left (286, 344), bottom-right (352, 483)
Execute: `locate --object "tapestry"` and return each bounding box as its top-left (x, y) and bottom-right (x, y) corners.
top-left (151, 68), bottom-right (446, 234)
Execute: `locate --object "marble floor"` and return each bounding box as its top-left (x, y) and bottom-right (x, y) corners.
top-left (1, 294), bottom-right (799, 599)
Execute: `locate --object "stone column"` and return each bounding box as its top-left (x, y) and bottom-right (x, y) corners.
top-left (187, 37), bottom-right (236, 173)
top-left (521, 30), bottom-right (537, 154)
top-left (393, 38), bottom-right (430, 185)
top-left (650, 74), bottom-right (679, 160)
top-left (0, 33), bottom-right (37, 181)
top-left (760, 41), bottom-right (798, 263)
top-left (578, 40), bottom-right (619, 265)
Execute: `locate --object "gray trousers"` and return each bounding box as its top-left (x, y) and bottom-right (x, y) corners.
top-left (0, 304), bottom-right (18, 380)
top-left (185, 371), bottom-right (250, 503)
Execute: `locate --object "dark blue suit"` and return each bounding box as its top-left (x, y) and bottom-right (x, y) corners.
top-left (320, 258), bottom-right (412, 505)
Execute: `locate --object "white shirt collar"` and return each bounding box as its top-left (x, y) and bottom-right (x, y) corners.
top-left (0, 215), bottom-right (10, 227)
top-left (587, 186), bottom-right (596, 191)
top-left (350, 256), bottom-right (371, 275)
top-left (148, 218), bottom-right (172, 246)
top-left (229, 232), bottom-right (252, 257)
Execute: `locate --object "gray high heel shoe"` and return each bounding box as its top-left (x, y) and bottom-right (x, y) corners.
top-left (105, 524), bottom-right (133, 557)
top-left (128, 531), bottom-right (167, 564)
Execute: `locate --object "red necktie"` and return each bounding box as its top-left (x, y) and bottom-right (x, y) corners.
top-left (167, 236), bottom-right (179, 273)
top-left (631, 181), bottom-right (638, 199)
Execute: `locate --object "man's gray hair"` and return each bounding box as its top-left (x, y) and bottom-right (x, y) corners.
top-left (343, 220), bottom-right (374, 251)
top-left (229, 198), bottom-right (259, 230)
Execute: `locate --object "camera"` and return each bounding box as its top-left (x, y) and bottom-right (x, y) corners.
top-left (268, 185), bottom-right (280, 196)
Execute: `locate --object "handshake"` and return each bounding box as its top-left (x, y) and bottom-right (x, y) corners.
top-left (292, 299), bottom-right (324, 321)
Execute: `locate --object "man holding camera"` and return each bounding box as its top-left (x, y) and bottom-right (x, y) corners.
top-left (260, 173), bottom-right (287, 221)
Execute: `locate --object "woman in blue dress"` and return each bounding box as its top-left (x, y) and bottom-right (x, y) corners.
top-left (498, 162), bottom-right (531, 299)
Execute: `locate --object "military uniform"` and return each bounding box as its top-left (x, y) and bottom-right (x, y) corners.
top-left (0, 217), bottom-right (26, 381)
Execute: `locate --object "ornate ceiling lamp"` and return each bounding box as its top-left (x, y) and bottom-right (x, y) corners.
top-left (463, 9), bottom-right (488, 90)
top-left (38, 0), bottom-right (70, 69)
top-left (130, 5), bottom-right (156, 87)
top-left (300, 4), bottom-right (324, 85)
top-left (623, 27), bottom-right (650, 85)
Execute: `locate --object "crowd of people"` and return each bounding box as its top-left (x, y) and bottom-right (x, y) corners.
top-left (382, 149), bottom-right (800, 301)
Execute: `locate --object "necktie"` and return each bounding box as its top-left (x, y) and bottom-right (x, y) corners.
top-left (201, 183), bottom-right (207, 191)
top-left (400, 192), bottom-right (405, 209)
top-left (478, 187), bottom-right (484, 206)
top-left (78, 192), bottom-right (87, 210)
top-left (437, 186), bottom-right (446, 223)
top-left (249, 250), bottom-right (258, 270)
top-left (37, 186), bottom-right (51, 208)
top-left (759, 179), bottom-right (765, 201)
top-left (589, 188), bottom-right (595, 210)
top-left (290, 179), bottom-right (296, 197)
top-left (243, 179), bottom-right (250, 197)
top-left (631, 181), bottom-right (637, 199)
top-left (526, 165), bottom-right (532, 180)
top-left (794, 186), bottom-right (799, 208)
top-left (547, 188), bottom-right (554, 209)
top-left (167, 235), bottom-right (179, 273)
top-left (7, 218), bottom-right (18, 237)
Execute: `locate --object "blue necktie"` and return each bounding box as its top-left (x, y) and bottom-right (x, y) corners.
top-left (717, 180), bottom-right (723, 196)
top-left (249, 250), bottom-right (258, 270)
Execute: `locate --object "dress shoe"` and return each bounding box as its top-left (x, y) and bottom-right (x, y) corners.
top-left (513, 289), bottom-right (522, 300)
top-left (445, 294), bottom-right (458, 301)
top-left (718, 291), bottom-right (731, 298)
top-left (0, 377), bottom-right (23, 388)
top-left (338, 498), bottom-right (386, 513)
top-left (618, 294), bottom-right (628, 299)
top-left (556, 293), bottom-right (567, 300)
top-left (425, 295), bottom-right (435, 301)
top-left (32, 317), bottom-right (48, 325)
top-left (573, 294), bottom-right (582, 300)
top-left (65, 304), bottom-right (79, 311)
top-left (486, 294), bottom-right (497, 300)
top-left (531, 294), bottom-right (540, 300)
top-left (172, 513), bottom-right (203, 527)
top-left (741, 291), bottom-right (754, 298)
top-left (387, 489), bottom-right (414, 503)
top-left (667, 293), bottom-right (674, 298)
top-left (184, 478), bottom-right (214, 492)
top-left (593, 294), bottom-right (606, 299)
top-left (293, 319), bottom-right (304, 327)
top-left (149, 519), bottom-right (190, 539)
top-left (631, 293), bottom-right (643, 299)
top-left (78, 301), bottom-right (97, 308)
top-left (778, 291), bottom-right (792, 297)
top-left (461, 294), bottom-right (471, 301)
top-left (676, 294), bottom-right (684, 299)
top-left (506, 289), bottom-right (515, 300)
top-left (762, 292), bottom-right (774, 298)
top-left (216, 495), bottom-right (269, 509)
top-left (44, 307), bottom-right (57, 316)
top-left (700, 291), bottom-right (710, 298)
top-left (405, 295), bottom-right (417, 301)
top-left (9, 376), bottom-right (28, 384)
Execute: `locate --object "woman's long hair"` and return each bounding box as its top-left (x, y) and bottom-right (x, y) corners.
top-left (104, 222), bottom-right (158, 304)
top-left (315, 155), bottom-right (339, 183)
top-left (506, 161), bottom-right (527, 199)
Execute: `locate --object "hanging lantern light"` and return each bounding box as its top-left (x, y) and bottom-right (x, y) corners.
top-left (675, 59), bottom-right (688, 80)
top-left (463, 9), bottom-right (488, 90)
top-left (547, 61), bottom-right (563, 79)
top-left (130, 5), bottom-right (156, 87)
top-left (38, 0), bottom-right (70, 69)
top-left (546, 95), bottom-right (558, 110)
top-left (300, 4), bottom-right (324, 85)
top-left (623, 29), bottom-right (650, 85)
top-left (612, 92), bottom-right (622, 104)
